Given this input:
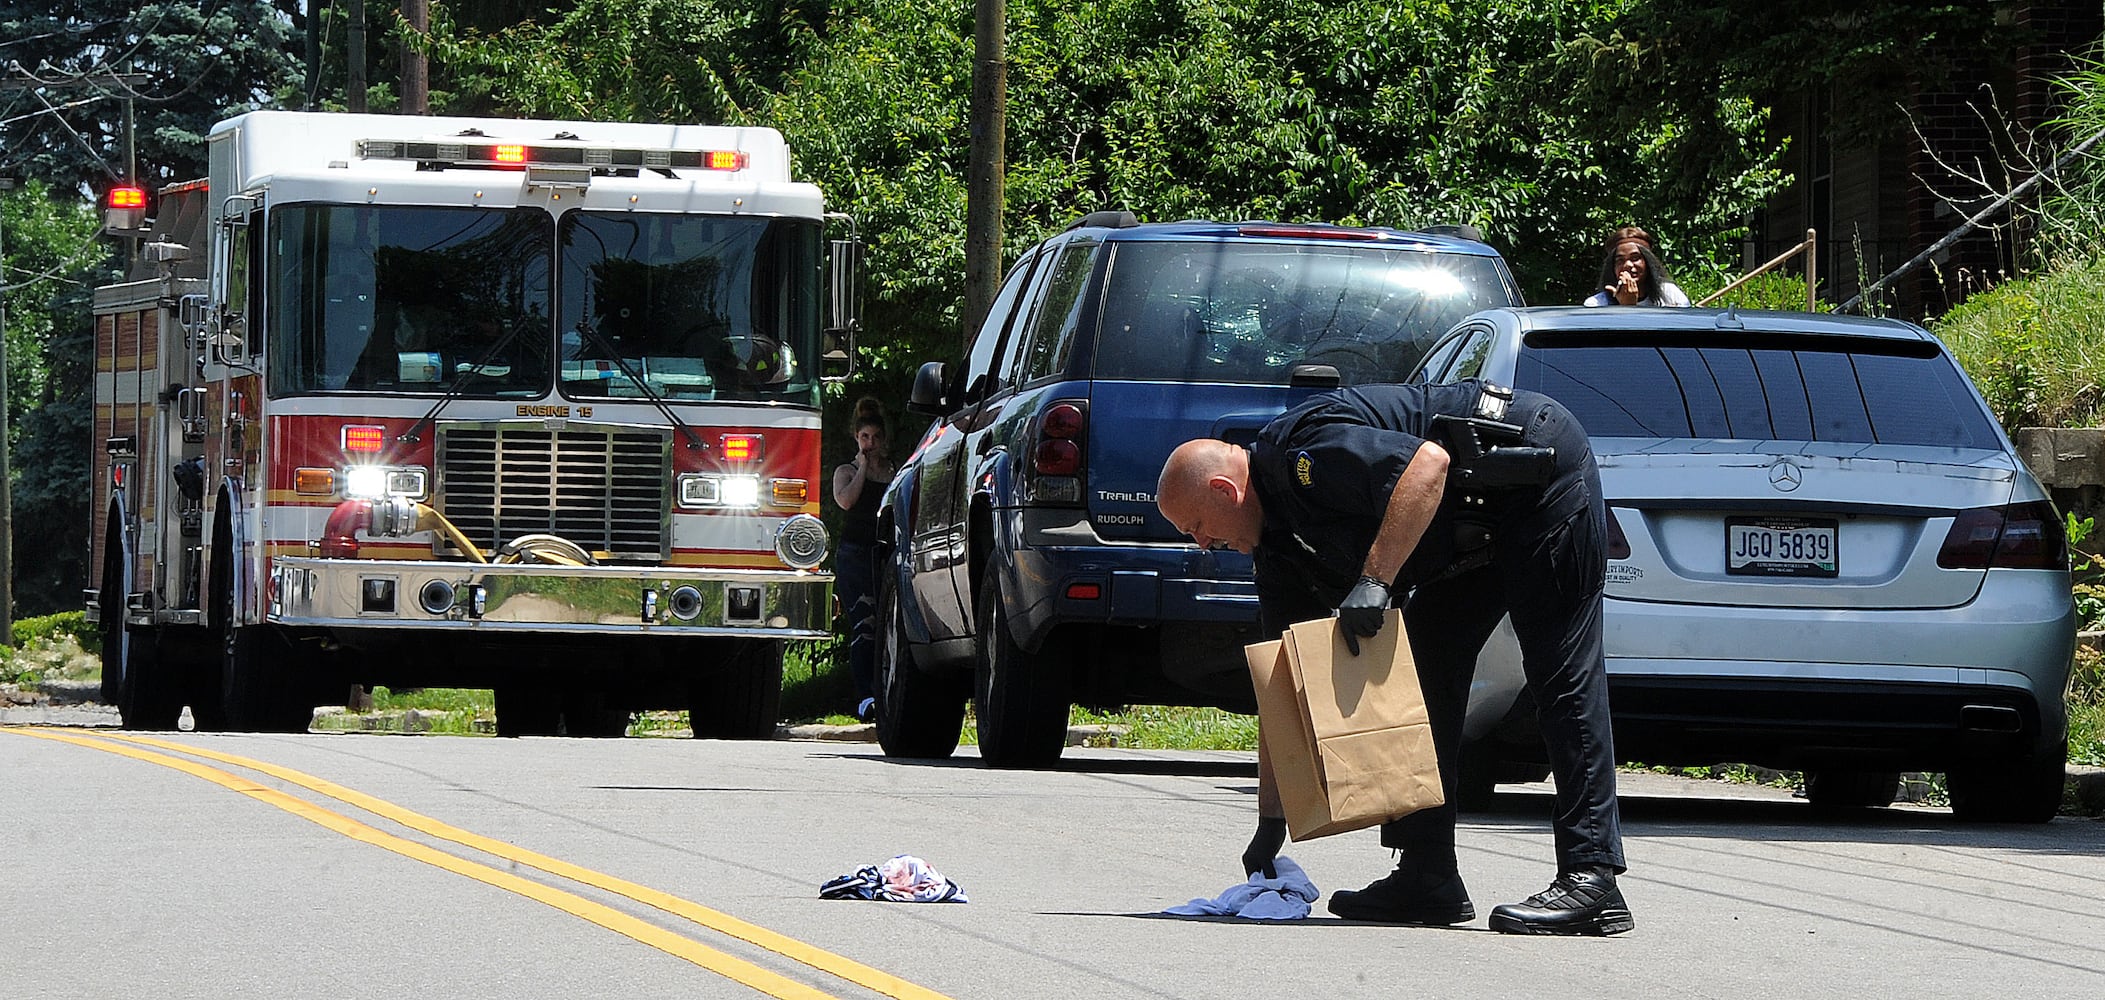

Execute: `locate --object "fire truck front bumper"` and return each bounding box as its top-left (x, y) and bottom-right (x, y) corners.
top-left (269, 557), bottom-right (832, 638)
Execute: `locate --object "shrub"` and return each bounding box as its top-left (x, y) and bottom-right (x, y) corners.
top-left (1931, 257), bottom-right (2105, 429)
top-left (1677, 269), bottom-right (1823, 312)
top-left (11, 611), bottom-right (97, 654)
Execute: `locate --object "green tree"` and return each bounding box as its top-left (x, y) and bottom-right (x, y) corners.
top-left (1, 180), bottom-right (120, 615)
top-left (0, 2), bottom-right (304, 190)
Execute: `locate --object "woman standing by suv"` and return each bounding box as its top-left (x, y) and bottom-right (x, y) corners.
top-left (833, 398), bottom-right (894, 721)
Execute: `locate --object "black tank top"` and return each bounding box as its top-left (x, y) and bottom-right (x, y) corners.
top-left (839, 469), bottom-right (886, 545)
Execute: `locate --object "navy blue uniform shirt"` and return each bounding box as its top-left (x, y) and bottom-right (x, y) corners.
top-left (1248, 379), bottom-right (1543, 632)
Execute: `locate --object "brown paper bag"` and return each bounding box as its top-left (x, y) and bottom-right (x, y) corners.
top-left (1244, 609), bottom-right (1444, 841)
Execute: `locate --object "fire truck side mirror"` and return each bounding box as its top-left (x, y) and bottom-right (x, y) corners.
top-left (211, 310), bottom-right (250, 367)
top-left (211, 202), bottom-right (256, 367)
top-left (822, 236), bottom-right (862, 383)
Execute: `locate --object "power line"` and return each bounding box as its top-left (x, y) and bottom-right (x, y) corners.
top-left (3, 242), bottom-right (107, 293)
top-left (0, 94), bottom-right (109, 129)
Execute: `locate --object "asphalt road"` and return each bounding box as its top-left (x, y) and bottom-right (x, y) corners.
top-left (2, 726), bottom-right (2100, 999)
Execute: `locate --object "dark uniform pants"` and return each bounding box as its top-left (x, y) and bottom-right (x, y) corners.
top-left (1381, 397), bottom-right (1625, 874)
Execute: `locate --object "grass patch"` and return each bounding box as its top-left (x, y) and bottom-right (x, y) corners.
top-left (2072, 645), bottom-right (2105, 767)
top-left (1068, 704), bottom-right (1259, 750)
top-left (781, 634), bottom-right (854, 722)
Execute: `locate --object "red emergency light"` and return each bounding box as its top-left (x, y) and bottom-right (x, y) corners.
top-left (494, 144), bottom-right (527, 163)
top-left (103, 185), bottom-right (149, 234)
top-left (719, 434), bottom-right (763, 463)
top-left (341, 425), bottom-right (388, 454)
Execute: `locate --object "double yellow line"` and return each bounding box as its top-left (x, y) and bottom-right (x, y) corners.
top-left (9, 728), bottom-right (953, 1000)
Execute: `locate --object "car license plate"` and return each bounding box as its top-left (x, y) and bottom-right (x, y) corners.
top-left (1725, 517), bottom-right (1838, 577)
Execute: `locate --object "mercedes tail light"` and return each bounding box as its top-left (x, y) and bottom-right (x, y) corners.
top-left (1937, 500), bottom-right (2067, 570)
top-left (1605, 508), bottom-right (1632, 560)
top-left (1028, 400), bottom-right (1087, 504)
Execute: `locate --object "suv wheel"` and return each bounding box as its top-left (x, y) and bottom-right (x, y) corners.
top-left (973, 566), bottom-right (1070, 768)
top-left (874, 573), bottom-right (967, 758)
top-left (1949, 745), bottom-right (2067, 823)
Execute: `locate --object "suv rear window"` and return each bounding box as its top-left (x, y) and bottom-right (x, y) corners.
top-left (1090, 240), bottom-right (1515, 385)
top-left (1516, 334), bottom-right (2003, 449)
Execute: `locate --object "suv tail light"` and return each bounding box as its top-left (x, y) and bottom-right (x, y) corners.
top-left (1936, 500), bottom-right (2067, 570)
top-left (1605, 508), bottom-right (1632, 560)
top-left (1027, 400), bottom-right (1087, 504)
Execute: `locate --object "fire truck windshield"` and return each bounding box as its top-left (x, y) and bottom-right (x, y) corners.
top-left (268, 204), bottom-right (554, 397)
top-left (557, 212), bottom-right (822, 409)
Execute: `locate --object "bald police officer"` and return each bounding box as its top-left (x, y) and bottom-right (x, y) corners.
top-left (1156, 379), bottom-right (1632, 936)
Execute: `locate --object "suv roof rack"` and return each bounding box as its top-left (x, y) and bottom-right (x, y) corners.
top-left (1422, 223), bottom-right (1485, 242)
top-left (1067, 210), bottom-right (1140, 231)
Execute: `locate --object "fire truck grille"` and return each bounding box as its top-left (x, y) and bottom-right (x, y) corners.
top-left (437, 425), bottom-right (671, 560)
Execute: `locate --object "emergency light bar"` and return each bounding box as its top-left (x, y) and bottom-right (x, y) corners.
top-left (103, 185), bottom-right (149, 233)
top-left (356, 138), bottom-right (748, 172)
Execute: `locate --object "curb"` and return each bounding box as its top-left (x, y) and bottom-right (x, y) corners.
top-left (36, 679), bottom-right (103, 704)
top-left (2069, 764), bottom-right (2105, 814)
top-left (772, 723), bottom-right (1132, 747)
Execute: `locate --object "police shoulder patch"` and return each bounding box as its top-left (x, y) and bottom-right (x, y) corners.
top-left (1295, 450), bottom-right (1314, 488)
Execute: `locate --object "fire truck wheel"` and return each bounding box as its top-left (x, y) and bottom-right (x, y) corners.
top-left (687, 639), bottom-right (784, 740)
top-left (98, 524), bottom-right (126, 705)
top-left (874, 571), bottom-right (966, 759)
top-left (561, 689), bottom-right (633, 738)
top-left (220, 625), bottom-right (315, 733)
top-left (117, 632), bottom-right (183, 731)
top-left (495, 685), bottom-right (562, 737)
top-left (972, 566), bottom-right (1071, 769)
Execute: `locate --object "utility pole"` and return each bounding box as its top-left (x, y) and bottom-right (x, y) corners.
top-left (401, 0), bottom-right (430, 115)
top-left (963, 0), bottom-right (1006, 345)
top-left (304, 1), bottom-right (325, 110)
top-left (347, 0), bottom-right (368, 113)
top-left (0, 175), bottom-right (15, 642)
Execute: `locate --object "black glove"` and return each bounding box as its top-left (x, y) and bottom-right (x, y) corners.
top-left (1242, 816), bottom-right (1287, 879)
top-left (1336, 576), bottom-right (1391, 656)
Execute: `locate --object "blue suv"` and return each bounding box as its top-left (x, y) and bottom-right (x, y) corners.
top-left (874, 213), bottom-right (1525, 765)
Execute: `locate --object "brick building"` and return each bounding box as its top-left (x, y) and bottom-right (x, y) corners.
top-left (1750, 2), bottom-right (2102, 318)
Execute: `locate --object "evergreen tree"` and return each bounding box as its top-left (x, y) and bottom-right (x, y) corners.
top-left (0, 2), bottom-right (304, 191)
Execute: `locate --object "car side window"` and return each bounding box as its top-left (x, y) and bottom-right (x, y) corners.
top-left (995, 241), bottom-right (1066, 391)
top-left (1013, 239), bottom-right (1101, 386)
top-left (1446, 324), bottom-right (1498, 380)
top-left (1412, 327), bottom-right (1472, 383)
top-left (958, 249), bottom-right (1044, 405)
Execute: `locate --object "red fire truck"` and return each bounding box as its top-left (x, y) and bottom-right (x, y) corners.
top-left (87, 110), bottom-right (858, 736)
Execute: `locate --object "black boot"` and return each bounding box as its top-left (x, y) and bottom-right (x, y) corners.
top-left (1325, 859), bottom-right (1474, 925)
top-left (1488, 868), bottom-right (1634, 936)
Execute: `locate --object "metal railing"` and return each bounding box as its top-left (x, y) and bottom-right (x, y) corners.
top-left (1697, 228), bottom-right (1819, 311)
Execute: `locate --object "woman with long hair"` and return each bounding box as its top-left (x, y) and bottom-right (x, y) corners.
top-left (1584, 226), bottom-right (1690, 307)
top-left (831, 397), bottom-right (893, 721)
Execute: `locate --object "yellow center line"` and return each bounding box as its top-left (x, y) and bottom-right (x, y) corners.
top-left (38, 729), bottom-right (955, 1000)
top-left (8, 729), bottom-right (845, 1000)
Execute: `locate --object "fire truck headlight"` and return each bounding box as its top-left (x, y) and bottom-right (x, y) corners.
top-left (344, 465), bottom-right (389, 499)
top-left (775, 514), bottom-right (828, 570)
top-left (677, 474), bottom-right (720, 507)
top-left (385, 468), bottom-right (429, 499)
top-left (720, 475), bottom-right (762, 509)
